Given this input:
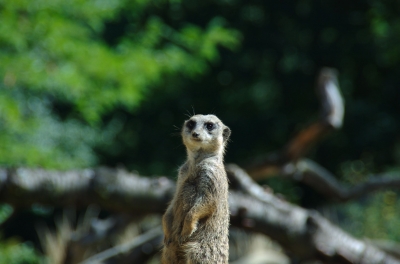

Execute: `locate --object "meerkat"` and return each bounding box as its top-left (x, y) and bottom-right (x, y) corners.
top-left (161, 114), bottom-right (231, 264)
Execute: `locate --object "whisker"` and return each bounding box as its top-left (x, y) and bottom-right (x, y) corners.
top-left (170, 132), bottom-right (181, 137)
top-left (173, 143), bottom-right (185, 150)
top-left (184, 110), bottom-right (192, 118)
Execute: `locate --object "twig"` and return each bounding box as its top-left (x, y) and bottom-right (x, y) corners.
top-left (80, 226), bottom-right (163, 264)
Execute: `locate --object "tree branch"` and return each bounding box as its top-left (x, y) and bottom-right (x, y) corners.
top-left (288, 159), bottom-right (400, 202)
top-left (0, 167), bottom-right (174, 213)
top-left (1, 166), bottom-right (399, 263)
top-left (242, 68), bottom-right (400, 202)
top-left (226, 164), bottom-right (400, 263)
top-left (248, 68), bottom-right (344, 179)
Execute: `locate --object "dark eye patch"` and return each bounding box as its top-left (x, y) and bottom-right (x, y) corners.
top-left (205, 122), bottom-right (215, 131)
top-left (186, 120), bottom-right (196, 130)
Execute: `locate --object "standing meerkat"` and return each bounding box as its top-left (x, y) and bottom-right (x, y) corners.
top-left (161, 114), bottom-right (231, 264)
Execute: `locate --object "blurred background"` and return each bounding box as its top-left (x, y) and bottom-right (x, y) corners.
top-left (0, 0), bottom-right (400, 263)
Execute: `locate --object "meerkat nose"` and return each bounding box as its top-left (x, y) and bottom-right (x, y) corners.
top-left (192, 132), bottom-right (199, 138)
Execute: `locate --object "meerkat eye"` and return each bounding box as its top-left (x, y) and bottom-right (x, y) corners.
top-left (205, 122), bottom-right (215, 131)
top-left (186, 120), bottom-right (196, 130)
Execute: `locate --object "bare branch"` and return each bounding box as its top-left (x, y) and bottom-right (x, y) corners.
top-left (247, 68), bottom-right (344, 179)
top-left (241, 68), bottom-right (400, 202)
top-left (1, 166), bottom-right (399, 263)
top-left (226, 164), bottom-right (400, 263)
top-left (0, 167), bottom-right (174, 213)
top-left (80, 226), bottom-right (163, 264)
top-left (289, 159), bottom-right (400, 202)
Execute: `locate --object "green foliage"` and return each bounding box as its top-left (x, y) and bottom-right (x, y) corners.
top-left (0, 0), bottom-right (240, 168)
top-left (340, 191), bottom-right (400, 241)
top-left (338, 164), bottom-right (400, 241)
top-left (0, 206), bottom-right (42, 264)
top-left (0, 240), bottom-right (42, 264)
top-left (0, 205), bottom-right (13, 224)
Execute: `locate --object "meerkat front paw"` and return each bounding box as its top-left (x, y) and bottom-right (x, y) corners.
top-left (179, 221), bottom-right (197, 244)
top-left (178, 233), bottom-right (192, 245)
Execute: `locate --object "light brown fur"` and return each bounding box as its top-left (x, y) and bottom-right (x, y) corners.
top-left (161, 114), bottom-right (231, 264)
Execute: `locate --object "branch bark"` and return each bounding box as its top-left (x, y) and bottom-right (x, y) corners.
top-left (227, 164), bottom-right (399, 263)
top-left (0, 166), bottom-right (398, 263)
top-left (284, 159), bottom-right (400, 202)
top-left (0, 167), bottom-right (174, 213)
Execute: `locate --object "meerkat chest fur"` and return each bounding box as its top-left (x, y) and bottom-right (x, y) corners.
top-left (177, 157), bottom-right (228, 213)
top-left (161, 114), bottom-right (231, 264)
top-left (178, 114), bottom-right (230, 211)
top-left (177, 114), bottom-right (231, 200)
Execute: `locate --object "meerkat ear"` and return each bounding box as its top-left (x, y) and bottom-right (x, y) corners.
top-left (222, 126), bottom-right (231, 142)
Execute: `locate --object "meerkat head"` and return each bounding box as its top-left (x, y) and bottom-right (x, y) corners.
top-left (182, 114), bottom-right (231, 156)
